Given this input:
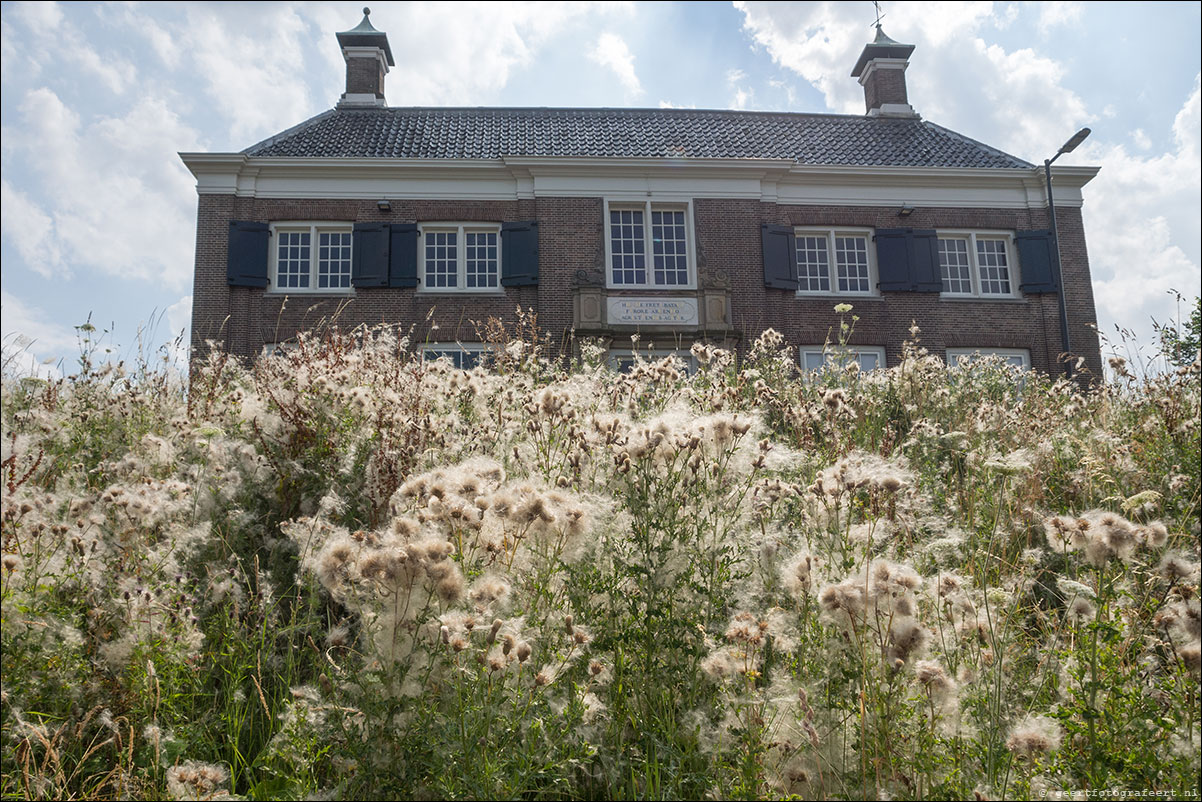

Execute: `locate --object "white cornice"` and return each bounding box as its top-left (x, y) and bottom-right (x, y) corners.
top-left (341, 46), bottom-right (389, 74)
top-left (176, 152), bottom-right (1099, 207)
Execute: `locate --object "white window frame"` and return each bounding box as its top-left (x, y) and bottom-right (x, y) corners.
top-left (936, 231), bottom-right (1020, 299)
top-left (945, 347), bottom-right (1030, 370)
top-left (416, 223), bottom-right (504, 294)
top-left (604, 199), bottom-right (697, 290)
top-left (268, 222), bottom-right (355, 295)
top-left (607, 348), bottom-right (698, 375)
top-left (420, 343), bottom-right (491, 369)
top-left (799, 345), bottom-right (887, 372)
top-left (793, 227), bottom-right (878, 297)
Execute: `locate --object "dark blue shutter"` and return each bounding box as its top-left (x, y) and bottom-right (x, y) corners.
top-left (501, 221), bottom-right (539, 286)
top-left (351, 223), bottom-right (389, 287)
top-left (909, 229), bottom-right (941, 292)
top-left (875, 228), bottom-right (911, 291)
top-left (761, 224), bottom-right (798, 290)
top-left (1016, 230), bottom-right (1058, 293)
top-left (227, 221), bottom-right (269, 287)
top-left (389, 224), bottom-right (418, 288)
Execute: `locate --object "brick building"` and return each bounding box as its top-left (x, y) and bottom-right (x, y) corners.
top-left (181, 10), bottom-right (1102, 375)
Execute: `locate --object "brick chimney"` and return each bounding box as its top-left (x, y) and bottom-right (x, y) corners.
top-left (336, 8), bottom-right (394, 108)
top-left (850, 26), bottom-right (918, 118)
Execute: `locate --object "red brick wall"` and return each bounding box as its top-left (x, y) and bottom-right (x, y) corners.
top-left (696, 199), bottom-right (1102, 376)
top-left (190, 194), bottom-right (1103, 377)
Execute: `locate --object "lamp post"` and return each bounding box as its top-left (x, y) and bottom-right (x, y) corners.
top-left (1044, 127), bottom-right (1090, 379)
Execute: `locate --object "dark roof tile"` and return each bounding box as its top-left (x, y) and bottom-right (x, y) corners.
top-left (242, 107), bottom-right (1031, 169)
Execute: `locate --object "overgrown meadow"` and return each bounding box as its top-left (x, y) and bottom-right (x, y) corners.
top-left (2, 312), bottom-right (1199, 801)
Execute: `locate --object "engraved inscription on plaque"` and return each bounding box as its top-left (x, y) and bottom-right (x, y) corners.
top-left (606, 297), bottom-right (699, 326)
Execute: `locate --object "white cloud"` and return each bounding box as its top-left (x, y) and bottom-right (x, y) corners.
top-left (180, 4), bottom-right (314, 142)
top-left (1034, 1), bottom-right (1084, 34)
top-left (0, 290), bottom-right (79, 378)
top-left (363, 2), bottom-right (620, 106)
top-left (117, 7), bottom-right (181, 70)
top-left (159, 294), bottom-right (192, 369)
top-left (1131, 128), bottom-right (1151, 150)
top-left (590, 32), bottom-right (643, 96)
top-left (9, 0), bottom-right (136, 94)
top-left (734, 1), bottom-right (1090, 160)
top-left (7, 88), bottom-right (201, 291)
top-left (726, 68), bottom-right (753, 110)
top-left (0, 179), bottom-right (64, 279)
top-left (1082, 74), bottom-right (1201, 356)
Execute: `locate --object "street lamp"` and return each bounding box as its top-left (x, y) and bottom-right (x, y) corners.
top-left (1044, 127), bottom-right (1090, 379)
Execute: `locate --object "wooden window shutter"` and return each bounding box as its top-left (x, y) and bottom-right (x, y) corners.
top-left (227, 221), bottom-right (269, 287)
top-left (501, 221), bottom-right (539, 286)
top-left (1015, 230), bottom-right (1059, 294)
top-left (909, 229), bottom-right (941, 292)
top-left (761, 224), bottom-right (798, 290)
top-left (875, 228), bottom-right (912, 291)
top-left (351, 223), bottom-right (390, 288)
top-left (388, 224), bottom-right (419, 288)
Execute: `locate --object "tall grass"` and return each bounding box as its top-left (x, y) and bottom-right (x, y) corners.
top-left (2, 316), bottom-right (1199, 800)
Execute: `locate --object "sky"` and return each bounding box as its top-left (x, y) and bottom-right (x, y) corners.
top-left (2, 0), bottom-right (1199, 376)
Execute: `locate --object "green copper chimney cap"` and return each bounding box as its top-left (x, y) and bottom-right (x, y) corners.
top-left (851, 26), bottom-right (915, 77)
top-left (337, 7), bottom-right (395, 67)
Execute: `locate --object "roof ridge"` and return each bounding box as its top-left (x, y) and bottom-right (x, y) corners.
top-left (350, 105), bottom-right (877, 121)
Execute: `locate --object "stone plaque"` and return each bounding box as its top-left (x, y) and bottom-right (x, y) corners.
top-left (606, 297), bottom-right (699, 326)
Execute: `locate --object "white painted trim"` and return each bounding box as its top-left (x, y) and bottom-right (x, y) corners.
top-left (266, 222), bottom-right (356, 295)
top-left (341, 46), bottom-right (390, 74)
top-left (177, 153), bottom-right (1099, 208)
top-left (338, 93), bottom-right (387, 108)
top-left (603, 199), bottom-right (698, 291)
top-left (867, 103), bottom-right (918, 118)
top-left (858, 58), bottom-right (909, 86)
top-left (415, 222), bottom-right (503, 294)
top-left (793, 227), bottom-right (879, 297)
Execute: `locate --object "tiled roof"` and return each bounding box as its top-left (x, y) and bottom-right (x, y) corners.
top-left (242, 107), bottom-right (1032, 169)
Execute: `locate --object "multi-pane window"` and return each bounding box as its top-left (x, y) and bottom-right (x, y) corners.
top-left (607, 202), bottom-right (692, 288)
top-left (800, 346), bottom-right (886, 372)
top-left (938, 233), bottom-right (1015, 297)
top-left (422, 344), bottom-right (488, 369)
top-left (271, 224), bottom-right (353, 292)
top-left (607, 349), bottom-right (697, 375)
top-left (946, 348), bottom-right (1029, 370)
top-left (419, 224), bottom-right (501, 291)
top-left (795, 229), bottom-right (875, 295)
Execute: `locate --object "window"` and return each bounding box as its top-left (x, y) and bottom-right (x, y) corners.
top-left (418, 224), bottom-right (502, 292)
top-left (800, 345), bottom-right (886, 372)
top-left (261, 342), bottom-right (299, 358)
top-left (945, 348), bottom-right (1030, 370)
top-left (421, 343), bottom-right (489, 369)
top-left (270, 223), bottom-right (353, 293)
top-left (794, 228), bottom-right (876, 295)
top-left (937, 233), bottom-right (1017, 297)
top-left (606, 201), bottom-right (693, 288)
top-left (607, 348), bottom-right (697, 375)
